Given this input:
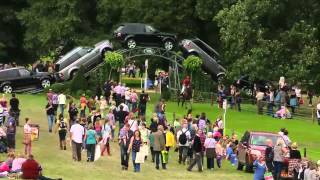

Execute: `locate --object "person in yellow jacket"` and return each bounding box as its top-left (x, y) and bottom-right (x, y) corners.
top-left (165, 126), bottom-right (175, 151)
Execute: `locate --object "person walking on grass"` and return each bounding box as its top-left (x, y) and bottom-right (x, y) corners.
top-left (70, 119), bottom-right (85, 161)
top-left (204, 132), bottom-right (216, 170)
top-left (23, 118), bottom-right (32, 156)
top-left (85, 124), bottom-right (97, 162)
top-left (9, 93), bottom-right (20, 126)
top-left (58, 92), bottom-right (66, 116)
top-left (177, 119), bottom-right (191, 165)
top-left (55, 117), bottom-right (68, 150)
top-left (45, 102), bottom-right (55, 133)
top-left (127, 130), bottom-right (142, 172)
top-left (119, 124), bottom-right (133, 170)
top-left (6, 113), bottom-right (16, 152)
top-left (153, 125), bottom-right (166, 170)
top-left (187, 129), bottom-right (203, 172)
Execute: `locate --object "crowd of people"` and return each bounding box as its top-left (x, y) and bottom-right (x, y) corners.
top-left (216, 76), bottom-right (320, 125)
top-left (0, 72), bottom-right (320, 179)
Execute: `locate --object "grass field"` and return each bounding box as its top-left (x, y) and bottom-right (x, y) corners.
top-left (1, 93), bottom-right (319, 180)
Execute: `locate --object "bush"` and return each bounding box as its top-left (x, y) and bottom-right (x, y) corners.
top-left (183, 55), bottom-right (203, 74)
top-left (69, 66), bottom-right (88, 94)
top-left (44, 82), bottom-right (70, 93)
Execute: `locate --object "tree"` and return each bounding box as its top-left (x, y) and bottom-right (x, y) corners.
top-left (104, 51), bottom-right (124, 80)
top-left (183, 55), bottom-right (203, 79)
top-left (215, 0), bottom-right (320, 83)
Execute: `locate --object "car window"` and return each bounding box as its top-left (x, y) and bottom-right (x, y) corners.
top-left (58, 52), bottom-right (81, 70)
top-left (126, 24), bottom-right (144, 33)
top-left (193, 40), bottom-right (220, 60)
top-left (18, 69), bottom-right (31, 77)
top-left (145, 25), bottom-right (156, 33)
top-left (250, 134), bottom-right (281, 146)
top-left (77, 48), bottom-right (91, 57)
top-left (2, 70), bottom-right (19, 78)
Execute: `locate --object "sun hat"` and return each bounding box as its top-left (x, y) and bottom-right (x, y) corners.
top-left (291, 142), bottom-right (298, 149)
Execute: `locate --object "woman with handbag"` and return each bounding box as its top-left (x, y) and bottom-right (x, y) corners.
top-left (127, 130), bottom-right (142, 172)
top-left (23, 118), bottom-right (32, 156)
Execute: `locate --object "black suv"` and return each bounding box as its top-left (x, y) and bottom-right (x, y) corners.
top-left (0, 67), bottom-right (55, 93)
top-left (113, 23), bottom-right (177, 50)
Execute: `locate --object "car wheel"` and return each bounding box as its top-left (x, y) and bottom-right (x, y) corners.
top-left (217, 74), bottom-right (225, 83)
top-left (126, 39), bottom-right (136, 49)
top-left (164, 40), bottom-right (174, 51)
top-left (70, 70), bottom-right (78, 80)
top-left (2, 84), bottom-right (13, 94)
top-left (244, 88), bottom-right (253, 96)
top-left (41, 79), bottom-right (51, 88)
top-left (101, 48), bottom-right (111, 59)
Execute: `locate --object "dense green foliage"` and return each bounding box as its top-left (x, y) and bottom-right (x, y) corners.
top-left (1, 0), bottom-right (320, 83)
top-left (183, 55), bottom-right (203, 73)
top-left (69, 66), bottom-right (88, 93)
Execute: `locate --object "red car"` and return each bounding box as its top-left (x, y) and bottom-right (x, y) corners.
top-left (237, 131), bottom-right (288, 172)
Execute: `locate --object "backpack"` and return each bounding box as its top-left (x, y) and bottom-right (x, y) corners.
top-left (179, 130), bottom-right (188, 145)
top-left (59, 120), bottom-right (67, 129)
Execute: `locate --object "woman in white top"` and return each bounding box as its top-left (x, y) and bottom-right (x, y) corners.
top-left (23, 118), bottom-right (32, 156)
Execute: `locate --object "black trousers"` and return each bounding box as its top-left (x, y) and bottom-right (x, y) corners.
top-left (72, 141), bottom-right (82, 161)
top-left (187, 152), bottom-right (202, 171)
top-left (207, 157), bottom-right (214, 169)
top-left (86, 144), bottom-right (95, 161)
top-left (150, 147), bottom-right (155, 162)
top-left (154, 151), bottom-right (166, 169)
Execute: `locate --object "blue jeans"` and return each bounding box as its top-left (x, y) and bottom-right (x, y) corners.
top-left (59, 104), bottom-right (65, 115)
top-left (120, 144), bottom-right (129, 168)
top-left (273, 161), bottom-right (283, 180)
top-left (132, 102), bottom-right (137, 112)
top-left (132, 151), bottom-right (140, 172)
top-left (47, 114), bottom-right (55, 131)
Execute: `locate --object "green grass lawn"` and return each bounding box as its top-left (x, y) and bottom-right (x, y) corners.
top-left (1, 93), bottom-right (319, 180)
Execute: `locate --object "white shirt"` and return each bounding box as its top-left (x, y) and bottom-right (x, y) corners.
top-left (125, 91), bottom-right (131, 100)
top-left (70, 123), bottom-right (84, 143)
top-left (128, 119), bottom-right (138, 132)
top-left (118, 103), bottom-right (129, 112)
top-left (58, 94), bottom-right (66, 105)
top-left (317, 103), bottom-right (320, 110)
top-left (295, 88), bottom-right (301, 98)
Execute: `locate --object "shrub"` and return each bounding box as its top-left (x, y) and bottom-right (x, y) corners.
top-left (104, 51), bottom-right (124, 80)
top-left (44, 82), bottom-right (70, 93)
top-left (183, 55), bottom-right (203, 74)
top-left (69, 66), bottom-right (88, 94)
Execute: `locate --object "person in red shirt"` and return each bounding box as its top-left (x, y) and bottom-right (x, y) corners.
top-left (181, 76), bottom-right (191, 94)
top-left (22, 155), bottom-right (61, 180)
top-left (22, 155), bottom-right (41, 179)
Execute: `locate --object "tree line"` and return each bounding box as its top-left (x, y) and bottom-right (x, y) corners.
top-left (1, 0), bottom-right (320, 84)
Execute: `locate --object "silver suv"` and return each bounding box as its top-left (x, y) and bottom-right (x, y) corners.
top-left (55, 40), bottom-right (113, 81)
top-left (180, 38), bottom-right (226, 81)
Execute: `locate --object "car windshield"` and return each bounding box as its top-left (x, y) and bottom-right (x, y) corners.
top-left (115, 25), bottom-right (124, 32)
top-left (250, 134), bottom-right (283, 146)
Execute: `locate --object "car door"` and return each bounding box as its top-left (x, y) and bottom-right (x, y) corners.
top-left (17, 68), bottom-right (38, 88)
top-left (80, 48), bottom-right (100, 71)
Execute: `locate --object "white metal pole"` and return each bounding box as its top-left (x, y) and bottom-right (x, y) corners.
top-left (223, 99), bottom-right (227, 135)
top-left (144, 59), bottom-right (148, 91)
